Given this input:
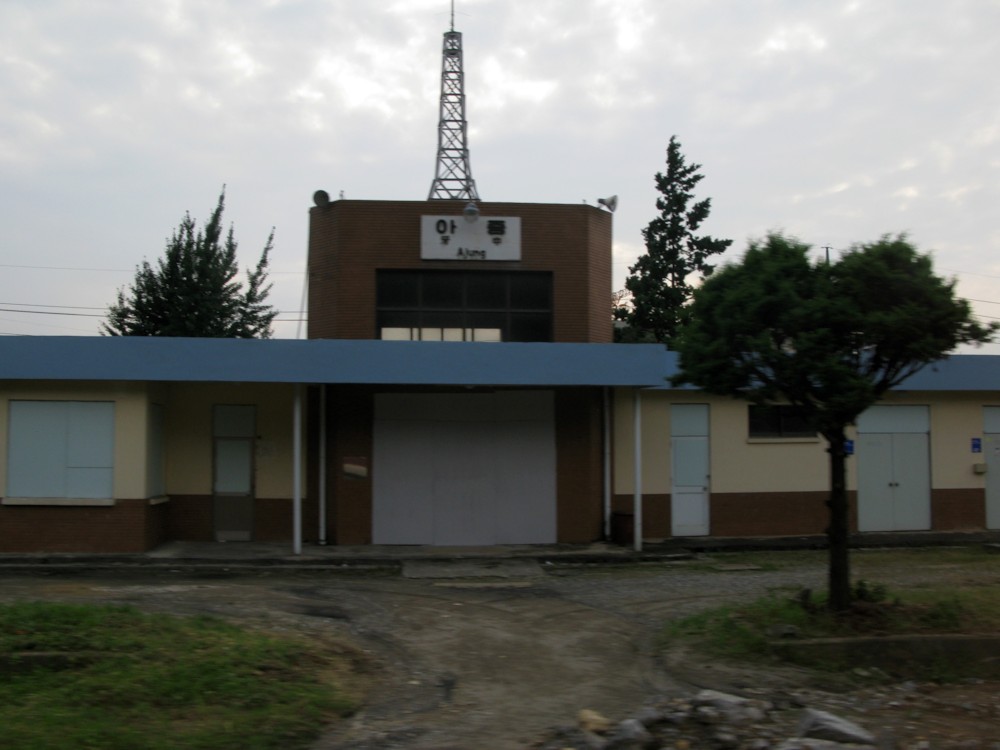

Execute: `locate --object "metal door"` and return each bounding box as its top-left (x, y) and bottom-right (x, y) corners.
top-left (372, 392), bottom-right (556, 545)
top-left (856, 433), bottom-right (895, 531)
top-left (857, 405), bottom-right (930, 532)
top-left (213, 405), bottom-right (255, 542)
top-left (670, 404), bottom-right (710, 536)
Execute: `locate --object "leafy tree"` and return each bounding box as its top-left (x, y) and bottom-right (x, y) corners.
top-left (671, 233), bottom-right (996, 611)
top-left (104, 190), bottom-right (277, 338)
top-left (618, 136), bottom-right (732, 344)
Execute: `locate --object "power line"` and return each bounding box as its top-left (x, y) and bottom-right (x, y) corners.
top-left (0, 307), bottom-right (102, 318)
top-left (0, 262), bottom-right (305, 275)
top-left (0, 302), bottom-right (106, 310)
top-left (0, 263), bottom-right (132, 272)
top-left (0, 302), bottom-right (307, 313)
top-left (0, 305), bottom-right (305, 323)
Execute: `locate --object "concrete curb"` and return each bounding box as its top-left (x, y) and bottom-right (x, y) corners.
top-left (0, 531), bottom-right (997, 572)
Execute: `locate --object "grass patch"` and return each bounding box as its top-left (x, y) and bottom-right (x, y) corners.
top-left (662, 579), bottom-right (1000, 682)
top-left (0, 602), bottom-right (360, 750)
top-left (662, 582), bottom-right (1000, 661)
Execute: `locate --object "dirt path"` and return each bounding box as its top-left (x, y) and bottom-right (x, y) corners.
top-left (0, 567), bottom-right (681, 749)
top-left (0, 553), bottom-right (998, 749)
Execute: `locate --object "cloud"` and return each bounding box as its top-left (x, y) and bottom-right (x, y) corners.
top-left (0, 0), bottom-right (998, 347)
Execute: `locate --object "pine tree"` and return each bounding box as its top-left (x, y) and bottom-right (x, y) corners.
top-left (672, 233), bottom-right (997, 610)
top-left (619, 136), bottom-right (732, 344)
top-left (103, 190), bottom-right (277, 338)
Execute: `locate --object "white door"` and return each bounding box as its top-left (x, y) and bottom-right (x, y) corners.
top-left (857, 405), bottom-right (931, 532)
top-left (983, 407), bottom-right (1000, 529)
top-left (671, 404), bottom-right (710, 536)
top-left (373, 391), bottom-right (556, 545)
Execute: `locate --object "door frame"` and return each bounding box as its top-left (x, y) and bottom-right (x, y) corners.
top-left (212, 405), bottom-right (256, 542)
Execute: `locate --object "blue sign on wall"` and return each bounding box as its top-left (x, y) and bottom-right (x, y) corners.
top-left (972, 437), bottom-right (982, 454)
top-left (844, 439), bottom-right (854, 456)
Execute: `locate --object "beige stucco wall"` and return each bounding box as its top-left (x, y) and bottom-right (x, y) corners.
top-left (164, 382), bottom-right (301, 498)
top-left (0, 380), bottom-right (152, 500)
top-left (611, 388), bottom-right (671, 494)
top-left (612, 388), bottom-right (993, 497)
top-left (709, 397), bottom-right (830, 493)
top-left (613, 389), bottom-right (830, 495)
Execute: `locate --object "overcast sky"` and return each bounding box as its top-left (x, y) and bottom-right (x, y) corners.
top-left (2, 0), bottom-right (999, 351)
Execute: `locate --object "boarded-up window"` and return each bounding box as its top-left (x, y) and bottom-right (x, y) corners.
top-left (7, 401), bottom-right (115, 498)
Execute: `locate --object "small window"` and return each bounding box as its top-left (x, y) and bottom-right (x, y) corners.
top-left (748, 405), bottom-right (817, 438)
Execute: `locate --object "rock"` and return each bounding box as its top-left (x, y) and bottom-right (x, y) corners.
top-left (605, 718), bottom-right (651, 748)
top-left (579, 709), bottom-right (612, 735)
top-left (631, 706), bottom-right (663, 727)
top-left (713, 730), bottom-right (741, 749)
top-left (796, 708), bottom-right (876, 745)
top-left (615, 718), bottom-right (650, 740)
top-left (775, 740), bottom-right (870, 750)
top-left (694, 705), bottom-right (721, 724)
top-left (693, 688), bottom-right (769, 725)
top-left (694, 689), bottom-right (752, 709)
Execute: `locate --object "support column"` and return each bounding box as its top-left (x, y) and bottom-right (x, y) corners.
top-left (633, 389), bottom-right (643, 552)
top-left (293, 383), bottom-right (303, 555)
top-left (603, 387), bottom-right (611, 540)
top-left (319, 384), bottom-right (327, 545)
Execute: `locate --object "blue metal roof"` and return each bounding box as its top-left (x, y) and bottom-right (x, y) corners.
top-left (894, 354), bottom-right (1000, 391)
top-left (1, 337), bottom-right (996, 391)
top-left (0, 337), bottom-right (673, 387)
top-left (643, 352), bottom-right (1000, 392)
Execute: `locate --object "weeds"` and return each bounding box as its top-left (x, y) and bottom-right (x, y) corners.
top-left (0, 602), bottom-right (359, 750)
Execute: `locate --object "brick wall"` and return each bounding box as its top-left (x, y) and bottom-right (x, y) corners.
top-left (307, 200), bottom-right (613, 342)
top-left (0, 499), bottom-right (164, 553)
top-left (555, 388), bottom-right (605, 542)
top-left (710, 492), bottom-right (831, 536)
top-left (932, 488), bottom-right (986, 530)
top-left (611, 493), bottom-right (671, 540)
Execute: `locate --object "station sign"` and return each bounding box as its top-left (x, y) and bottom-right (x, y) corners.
top-left (421, 216), bottom-right (521, 261)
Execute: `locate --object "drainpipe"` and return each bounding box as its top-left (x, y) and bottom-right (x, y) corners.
top-left (293, 383), bottom-right (303, 555)
top-left (633, 388), bottom-right (642, 552)
top-left (318, 384), bottom-right (327, 545)
top-left (603, 387), bottom-right (611, 540)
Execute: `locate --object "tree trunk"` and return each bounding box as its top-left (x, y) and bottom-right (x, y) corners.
top-left (825, 428), bottom-right (852, 611)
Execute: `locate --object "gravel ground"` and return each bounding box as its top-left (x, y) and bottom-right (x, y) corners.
top-left (0, 549), bottom-right (997, 749)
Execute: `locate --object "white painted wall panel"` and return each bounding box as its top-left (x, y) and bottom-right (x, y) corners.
top-left (857, 405), bottom-right (930, 433)
top-left (984, 406), bottom-right (1000, 434)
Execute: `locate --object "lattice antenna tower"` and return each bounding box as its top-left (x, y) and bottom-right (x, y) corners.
top-left (427, 1), bottom-right (480, 200)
